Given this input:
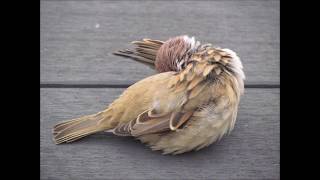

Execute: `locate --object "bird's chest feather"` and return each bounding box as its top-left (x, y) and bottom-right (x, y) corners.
top-left (141, 94), bottom-right (238, 155)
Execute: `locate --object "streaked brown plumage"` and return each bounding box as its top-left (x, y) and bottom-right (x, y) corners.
top-left (53, 35), bottom-right (245, 155)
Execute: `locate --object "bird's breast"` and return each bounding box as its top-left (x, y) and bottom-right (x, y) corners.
top-left (139, 97), bottom-right (238, 155)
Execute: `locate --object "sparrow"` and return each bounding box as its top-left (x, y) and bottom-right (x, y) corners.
top-left (53, 35), bottom-right (245, 155)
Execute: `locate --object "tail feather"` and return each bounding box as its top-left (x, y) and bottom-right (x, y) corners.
top-left (113, 38), bottom-right (164, 68)
top-left (53, 114), bottom-right (93, 134)
top-left (53, 112), bottom-right (108, 144)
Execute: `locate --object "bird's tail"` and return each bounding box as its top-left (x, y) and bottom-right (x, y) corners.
top-left (53, 111), bottom-right (110, 144)
top-left (113, 38), bottom-right (164, 69)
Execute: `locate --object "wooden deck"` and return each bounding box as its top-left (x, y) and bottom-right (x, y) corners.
top-left (40, 0), bottom-right (279, 179)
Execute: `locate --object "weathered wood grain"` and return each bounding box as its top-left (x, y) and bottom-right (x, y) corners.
top-left (40, 0), bottom-right (279, 84)
top-left (40, 88), bottom-right (279, 179)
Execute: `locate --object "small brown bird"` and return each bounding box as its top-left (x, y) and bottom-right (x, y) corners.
top-left (53, 35), bottom-right (245, 155)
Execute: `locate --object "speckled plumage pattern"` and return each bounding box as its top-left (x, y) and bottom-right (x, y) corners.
top-left (53, 35), bottom-right (245, 155)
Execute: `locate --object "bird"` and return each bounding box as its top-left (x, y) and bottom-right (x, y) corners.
top-left (53, 35), bottom-right (245, 155)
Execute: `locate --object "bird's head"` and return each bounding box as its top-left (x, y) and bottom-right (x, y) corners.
top-left (155, 35), bottom-right (245, 93)
top-left (155, 35), bottom-right (244, 78)
top-left (155, 35), bottom-right (200, 72)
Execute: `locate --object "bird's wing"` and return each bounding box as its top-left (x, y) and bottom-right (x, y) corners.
top-left (113, 109), bottom-right (195, 136)
top-left (112, 57), bottom-right (224, 137)
top-left (112, 38), bottom-right (164, 69)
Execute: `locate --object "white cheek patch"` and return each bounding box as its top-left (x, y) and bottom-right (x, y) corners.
top-left (177, 59), bottom-right (184, 71)
top-left (183, 35), bottom-right (200, 52)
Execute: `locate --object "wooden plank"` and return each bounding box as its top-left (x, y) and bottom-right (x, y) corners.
top-left (40, 0), bottom-right (279, 85)
top-left (41, 88), bottom-right (279, 179)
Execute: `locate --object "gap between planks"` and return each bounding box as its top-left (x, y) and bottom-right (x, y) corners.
top-left (40, 83), bottom-right (279, 89)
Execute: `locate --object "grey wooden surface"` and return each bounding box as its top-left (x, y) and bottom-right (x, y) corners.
top-left (40, 0), bottom-right (279, 85)
top-left (40, 0), bottom-right (280, 179)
